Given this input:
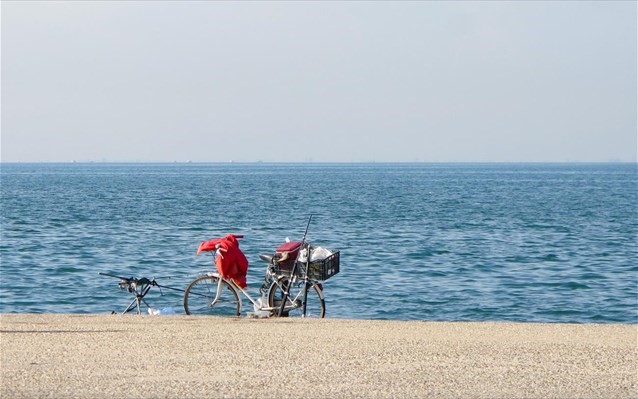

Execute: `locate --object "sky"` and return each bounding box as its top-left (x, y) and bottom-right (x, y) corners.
top-left (1, 1), bottom-right (636, 163)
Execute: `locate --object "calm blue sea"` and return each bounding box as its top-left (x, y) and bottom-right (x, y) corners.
top-left (1, 163), bottom-right (636, 323)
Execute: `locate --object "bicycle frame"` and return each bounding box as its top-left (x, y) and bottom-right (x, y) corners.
top-left (206, 271), bottom-right (322, 317)
top-left (205, 271), bottom-right (272, 315)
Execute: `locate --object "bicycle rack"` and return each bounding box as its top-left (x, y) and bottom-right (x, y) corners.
top-left (99, 272), bottom-right (188, 315)
top-left (119, 277), bottom-right (155, 315)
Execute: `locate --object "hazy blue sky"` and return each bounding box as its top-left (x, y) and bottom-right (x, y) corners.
top-left (2, 1), bottom-right (636, 162)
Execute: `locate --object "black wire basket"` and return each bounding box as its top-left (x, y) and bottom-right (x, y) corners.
top-left (274, 251), bottom-right (340, 281)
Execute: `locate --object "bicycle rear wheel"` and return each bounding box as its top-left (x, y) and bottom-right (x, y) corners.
top-left (183, 275), bottom-right (240, 316)
top-left (267, 278), bottom-right (325, 318)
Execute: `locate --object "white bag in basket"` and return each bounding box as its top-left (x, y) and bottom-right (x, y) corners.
top-left (310, 247), bottom-right (332, 262)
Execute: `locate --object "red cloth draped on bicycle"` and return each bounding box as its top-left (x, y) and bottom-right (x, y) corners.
top-left (197, 234), bottom-right (248, 288)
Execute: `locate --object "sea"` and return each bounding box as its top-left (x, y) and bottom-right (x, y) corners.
top-left (1, 162), bottom-right (636, 324)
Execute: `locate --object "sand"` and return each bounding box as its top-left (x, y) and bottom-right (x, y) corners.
top-left (0, 314), bottom-right (636, 399)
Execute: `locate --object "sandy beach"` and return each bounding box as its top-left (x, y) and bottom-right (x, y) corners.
top-left (0, 314), bottom-right (636, 399)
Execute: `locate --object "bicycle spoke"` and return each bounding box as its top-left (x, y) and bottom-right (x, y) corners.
top-left (267, 279), bottom-right (325, 318)
top-left (183, 276), bottom-right (240, 316)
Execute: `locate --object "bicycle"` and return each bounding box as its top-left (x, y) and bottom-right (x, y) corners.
top-left (182, 249), bottom-right (331, 318)
top-left (183, 218), bottom-right (339, 318)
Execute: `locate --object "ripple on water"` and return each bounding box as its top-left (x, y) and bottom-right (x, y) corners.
top-left (1, 163), bottom-right (636, 323)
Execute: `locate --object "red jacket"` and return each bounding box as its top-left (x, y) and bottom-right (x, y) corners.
top-left (197, 234), bottom-right (248, 288)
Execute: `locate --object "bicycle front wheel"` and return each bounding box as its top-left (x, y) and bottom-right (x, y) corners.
top-left (267, 278), bottom-right (325, 318)
top-left (183, 275), bottom-right (240, 316)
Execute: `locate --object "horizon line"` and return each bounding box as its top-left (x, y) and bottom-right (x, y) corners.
top-left (1, 160), bottom-right (636, 165)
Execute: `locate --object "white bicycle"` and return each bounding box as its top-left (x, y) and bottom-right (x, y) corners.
top-left (182, 259), bottom-right (327, 318)
top-left (183, 216), bottom-right (339, 318)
